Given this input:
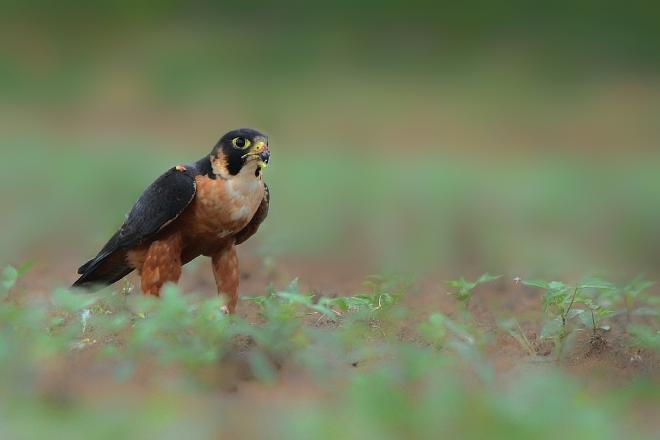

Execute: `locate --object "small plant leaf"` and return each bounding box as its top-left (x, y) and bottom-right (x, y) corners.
top-left (577, 276), bottom-right (617, 290)
top-left (248, 351), bottom-right (277, 384)
top-left (476, 273), bottom-right (502, 284)
top-left (497, 318), bottom-right (536, 356)
top-left (521, 279), bottom-right (550, 289)
top-left (547, 281), bottom-right (568, 292)
top-left (418, 313), bottom-right (447, 348)
top-left (540, 318), bottom-right (562, 339)
top-left (277, 291), bottom-right (313, 306)
top-left (631, 307), bottom-right (659, 317)
top-left (578, 311), bottom-right (593, 328)
top-left (627, 325), bottom-right (660, 350)
top-left (565, 309), bottom-right (585, 320)
top-left (624, 276), bottom-right (655, 299)
top-left (53, 288), bottom-right (98, 312)
top-left (284, 278), bottom-right (300, 294)
top-left (16, 260), bottom-right (35, 277)
top-left (1, 266), bottom-right (19, 293)
top-left (447, 273), bottom-right (500, 303)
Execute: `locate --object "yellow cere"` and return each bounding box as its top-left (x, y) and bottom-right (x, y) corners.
top-left (253, 140), bottom-right (266, 153)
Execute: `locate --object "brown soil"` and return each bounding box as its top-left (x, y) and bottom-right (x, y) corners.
top-left (19, 251), bottom-right (660, 389)
top-left (11, 249), bottom-right (660, 420)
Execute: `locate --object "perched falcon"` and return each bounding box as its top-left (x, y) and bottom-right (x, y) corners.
top-left (73, 128), bottom-right (270, 313)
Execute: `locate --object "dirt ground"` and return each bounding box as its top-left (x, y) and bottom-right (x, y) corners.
top-left (4, 245), bottom-right (657, 439)
top-left (18, 248), bottom-right (660, 382)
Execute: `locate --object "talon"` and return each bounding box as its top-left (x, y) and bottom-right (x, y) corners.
top-left (175, 165), bottom-right (187, 172)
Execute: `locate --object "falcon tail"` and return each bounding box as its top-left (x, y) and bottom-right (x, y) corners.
top-left (72, 250), bottom-right (133, 290)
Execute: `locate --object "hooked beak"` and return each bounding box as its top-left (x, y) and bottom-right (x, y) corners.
top-left (248, 139), bottom-right (270, 171)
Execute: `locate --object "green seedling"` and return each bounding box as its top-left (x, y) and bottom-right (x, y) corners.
top-left (418, 312), bottom-right (493, 382)
top-left (322, 291), bottom-right (396, 314)
top-left (418, 313), bottom-right (448, 349)
top-left (522, 278), bottom-right (616, 358)
top-left (245, 278), bottom-right (337, 320)
top-left (579, 305), bottom-right (614, 333)
top-left (627, 324), bottom-right (660, 350)
top-left (352, 274), bottom-right (410, 310)
top-left (1, 261), bottom-right (34, 296)
top-left (247, 275), bottom-right (407, 320)
top-left (447, 273), bottom-right (501, 308)
top-left (498, 318), bottom-right (536, 356)
top-left (1, 266), bottom-right (18, 294)
top-left (577, 275), bottom-right (656, 323)
top-left (580, 305), bottom-right (614, 350)
top-left (52, 288), bottom-right (99, 313)
top-left (621, 276), bottom-right (655, 322)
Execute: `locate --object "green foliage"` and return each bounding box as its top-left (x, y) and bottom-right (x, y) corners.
top-left (417, 312), bottom-right (493, 382)
top-left (0, 273), bottom-right (657, 438)
top-left (523, 278), bottom-right (615, 337)
top-left (1, 265), bottom-right (19, 293)
top-left (418, 313), bottom-right (448, 349)
top-left (521, 275), bottom-right (659, 359)
top-left (278, 367), bottom-right (647, 439)
top-left (52, 288), bottom-right (98, 312)
top-left (245, 278), bottom-right (336, 324)
top-left (447, 273), bottom-right (501, 307)
top-left (498, 317), bottom-right (536, 356)
top-left (618, 276), bottom-right (655, 319)
top-left (0, 262), bottom-right (33, 295)
top-left (246, 275), bottom-right (407, 321)
top-left (627, 325), bottom-right (660, 350)
top-left (0, 266), bottom-right (18, 298)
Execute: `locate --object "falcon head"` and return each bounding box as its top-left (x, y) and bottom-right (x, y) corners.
top-left (211, 128), bottom-right (270, 178)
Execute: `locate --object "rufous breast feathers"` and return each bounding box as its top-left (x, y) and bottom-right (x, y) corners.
top-left (190, 164), bottom-right (266, 239)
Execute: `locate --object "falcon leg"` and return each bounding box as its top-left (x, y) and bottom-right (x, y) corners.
top-left (140, 232), bottom-right (183, 296)
top-left (212, 245), bottom-right (240, 313)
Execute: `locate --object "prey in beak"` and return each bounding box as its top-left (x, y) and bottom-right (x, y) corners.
top-left (242, 139), bottom-right (270, 174)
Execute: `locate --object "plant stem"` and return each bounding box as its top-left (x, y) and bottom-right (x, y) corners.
top-left (555, 336), bottom-right (564, 362)
top-left (516, 321), bottom-right (536, 356)
top-left (625, 294), bottom-right (632, 324)
top-left (591, 309), bottom-right (596, 335)
top-left (562, 287), bottom-right (580, 332)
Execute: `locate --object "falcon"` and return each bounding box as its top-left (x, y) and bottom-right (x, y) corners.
top-left (73, 128), bottom-right (270, 313)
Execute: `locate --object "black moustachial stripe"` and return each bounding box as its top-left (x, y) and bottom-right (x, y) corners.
top-left (226, 152), bottom-right (243, 175)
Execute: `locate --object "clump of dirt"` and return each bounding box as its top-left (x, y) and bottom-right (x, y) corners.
top-left (588, 332), bottom-right (608, 355)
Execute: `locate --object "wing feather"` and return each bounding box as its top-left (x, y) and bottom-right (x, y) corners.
top-left (73, 167), bottom-right (197, 288)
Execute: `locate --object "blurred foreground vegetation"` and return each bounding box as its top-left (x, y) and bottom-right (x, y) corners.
top-left (1, 270), bottom-right (658, 439)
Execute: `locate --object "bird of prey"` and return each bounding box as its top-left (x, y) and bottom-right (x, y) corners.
top-left (73, 128), bottom-right (270, 313)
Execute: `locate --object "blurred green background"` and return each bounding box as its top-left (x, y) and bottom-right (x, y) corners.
top-left (1, 0), bottom-right (659, 276)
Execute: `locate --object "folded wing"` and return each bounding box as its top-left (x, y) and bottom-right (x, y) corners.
top-left (73, 167), bottom-right (197, 289)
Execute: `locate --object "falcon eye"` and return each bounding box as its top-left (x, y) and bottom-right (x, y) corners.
top-left (232, 137), bottom-right (251, 149)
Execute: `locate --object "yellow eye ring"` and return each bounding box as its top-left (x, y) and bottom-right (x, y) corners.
top-left (232, 137), bottom-right (251, 149)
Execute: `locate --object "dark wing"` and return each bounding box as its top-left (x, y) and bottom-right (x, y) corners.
top-left (234, 183), bottom-right (270, 245)
top-left (73, 167), bottom-right (197, 289)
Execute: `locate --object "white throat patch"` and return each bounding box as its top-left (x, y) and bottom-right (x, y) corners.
top-left (225, 161), bottom-right (263, 221)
